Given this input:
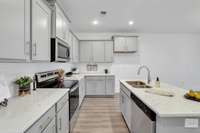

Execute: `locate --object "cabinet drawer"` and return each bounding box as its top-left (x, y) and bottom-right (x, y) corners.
top-left (120, 83), bottom-right (131, 97)
top-left (57, 93), bottom-right (68, 112)
top-left (106, 76), bottom-right (115, 80)
top-left (25, 106), bottom-right (56, 133)
top-left (86, 76), bottom-right (105, 81)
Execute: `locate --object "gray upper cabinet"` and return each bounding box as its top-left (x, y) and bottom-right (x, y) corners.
top-left (79, 40), bottom-right (113, 63)
top-left (105, 41), bottom-right (114, 62)
top-left (79, 41), bottom-right (93, 62)
top-left (32, 0), bottom-right (51, 61)
top-left (93, 41), bottom-right (105, 62)
top-left (0, 0), bottom-right (30, 61)
top-left (114, 36), bottom-right (137, 53)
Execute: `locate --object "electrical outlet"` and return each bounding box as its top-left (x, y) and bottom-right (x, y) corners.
top-left (185, 118), bottom-right (199, 128)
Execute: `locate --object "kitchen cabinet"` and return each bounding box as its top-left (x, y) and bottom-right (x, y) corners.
top-left (79, 77), bottom-right (85, 106)
top-left (105, 41), bottom-right (114, 62)
top-left (86, 76), bottom-right (105, 95)
top-left (79, 41), bottom-right (113, 63)
top-left (42, 119), bottom-right (56, 133)
top-left (71, 33), bottom-right (79, 62)
top-left (32, 0), bottom-right (51, 61)
top-left (114, 36), bottom-right (137, 53)
top-left (56, 4), bottom-right (70, 42)
top-left (120, 84), bottom-right (131, 130)
top-left (93, 41), bottom-right (105, 62)
top-left (25, 106), bottom-right (56, 133)
top-left (57, 102), bottom-right (69, 133)
top-left (0, 0), bottom-right (30, 61)
top-left (79, 41), bottom-right (93, 62)
top-left (106, 76), bottom-right (115, 95)
top-left (85, 76), bottom-right (115, 96)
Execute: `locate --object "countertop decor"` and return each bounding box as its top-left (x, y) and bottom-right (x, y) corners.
top-left (15, 76), bottom-right (32, 96)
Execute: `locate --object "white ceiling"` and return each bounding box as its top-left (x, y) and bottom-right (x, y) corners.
top-left (58, 0), bottom-right (200, 33)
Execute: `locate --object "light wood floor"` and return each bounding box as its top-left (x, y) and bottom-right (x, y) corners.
top-left (72, 95), bottom-right (129, 133)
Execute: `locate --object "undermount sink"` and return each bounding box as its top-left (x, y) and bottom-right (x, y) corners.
top-left (126, 81), bottom-right (152, 88)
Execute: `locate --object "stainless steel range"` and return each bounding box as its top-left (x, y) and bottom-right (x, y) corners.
top-left (34, 70), bottom-right (79, 132)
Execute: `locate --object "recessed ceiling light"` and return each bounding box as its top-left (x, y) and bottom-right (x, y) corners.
top-left (129, 21), bottom-right (134, 26)
top-left (92, 20), bottom-right (99, 25)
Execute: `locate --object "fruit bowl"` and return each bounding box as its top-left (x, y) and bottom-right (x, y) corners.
top-left (184, 90), bottom-right (200, 102)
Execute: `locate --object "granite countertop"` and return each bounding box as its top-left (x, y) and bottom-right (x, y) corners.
top-left (120, 80), bottom-right (200, 117)
top-left (0, 89), bottom-right (69, 133)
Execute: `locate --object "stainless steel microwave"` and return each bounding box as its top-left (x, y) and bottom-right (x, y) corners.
top-left (51, 37), bottom-right (70, 62)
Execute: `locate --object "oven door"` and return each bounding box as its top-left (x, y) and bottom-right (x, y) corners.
top-left (69, 84), bottom-right (79, 120)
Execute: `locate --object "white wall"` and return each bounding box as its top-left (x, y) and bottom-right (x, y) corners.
top-left (77, 33), bottom-right (200, 92)
top-left (0, 63), bottom-right (73, 97)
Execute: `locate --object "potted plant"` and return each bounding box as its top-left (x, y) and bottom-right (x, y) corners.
top-left (15, 76), bottom-right (33, 96)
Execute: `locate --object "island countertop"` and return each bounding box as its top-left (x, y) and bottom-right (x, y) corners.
top-left (120, 80), bottom-right (200, 117)
top-left (0, 89), bottom-right (69, 133)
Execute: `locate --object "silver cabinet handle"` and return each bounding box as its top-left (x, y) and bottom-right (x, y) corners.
top-left (59, 118), bottom-right (62, 130)
top-left (32, 43), bottom-right (37, 56)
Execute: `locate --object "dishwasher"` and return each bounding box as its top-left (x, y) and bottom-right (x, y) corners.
top-left (131, 93), bottom-right (156, 133)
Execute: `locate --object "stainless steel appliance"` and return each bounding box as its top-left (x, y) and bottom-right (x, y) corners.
top-left (51, 38), bottom-right (70, 62)
top-left (131, 92), bottom-right (156, 133)
top-left (34, 70), bottom-right (79, 132)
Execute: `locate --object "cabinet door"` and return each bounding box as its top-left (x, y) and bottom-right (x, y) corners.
top-left (125, 37), bottom-right (137, 52)
top-left (105, 41), bottom-right (114, 62)
top-left (0, 0), bottom-right (29, 61)
top-left (32, 0), bottom-right (51, 61)
top-left (57, 102), bottom-right (69, 133)
top-left (79, 41), bottom-right (93, 62)
top-left (86, 78), bottom-right (96, 95)
top-left (79, 78), bottom-right (85, 106)
top-left (73, 38), bottom-right (79, 62)
top-left (86, 77), bottom-right (106, 95)
top-left (92, 41), bottom-right (105, 63)
top-left (106, 76), bottom-right (115, 95)
top-left (120, 90), bottom-right (131, 130)
top-left (95, 77), bottom-right (106, 95)
top-left (56, 5), bottom-right (64, 40)
top-left (114, 37), bottom-right (126, 52)
top-left (42, 119), bottom-right (56, 133)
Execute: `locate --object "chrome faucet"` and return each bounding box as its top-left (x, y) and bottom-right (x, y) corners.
top-left (137, 65), bottom-right (151, 84)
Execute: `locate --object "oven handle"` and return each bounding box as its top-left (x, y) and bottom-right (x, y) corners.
top-left (70, 84), bottom-right (79, 93)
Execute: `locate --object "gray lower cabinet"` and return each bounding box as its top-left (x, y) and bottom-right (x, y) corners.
top-left (42, 119), bottom-right (56, 133)
top-left (25, 106), bottom-right (56, 133)
top-left (26, 94), bottom-right (69, 133)
top-left (57, 102), bottom-right (69, 133)
top-left (79, 77), bottom-right (85, 106)
top-left (120, 88), bottom-right (131, 130)
top-left (86, 76), bottom-right (115, 96)
top-left (86, 76), bottom-right (106, 95)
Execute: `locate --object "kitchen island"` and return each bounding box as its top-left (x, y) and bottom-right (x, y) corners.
top-left (120, 80), bottom-right (200, 133)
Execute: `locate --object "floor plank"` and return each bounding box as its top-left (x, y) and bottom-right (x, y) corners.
top-left (72, 95), bottom-right (129, 133)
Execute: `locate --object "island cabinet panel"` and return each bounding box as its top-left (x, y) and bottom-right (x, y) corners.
top-left (120, 86), bottom-right (131, 130)
top-left (156, 117), bottom-right (200, 133)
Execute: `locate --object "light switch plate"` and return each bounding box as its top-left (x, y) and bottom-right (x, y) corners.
top-left (185, 118), bottom-right (199, 128)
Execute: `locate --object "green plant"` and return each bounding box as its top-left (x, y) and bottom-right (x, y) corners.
top-left (15, 76), bottom-right (33, 89)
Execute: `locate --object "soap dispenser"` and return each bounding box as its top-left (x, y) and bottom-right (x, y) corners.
top-left (155, 77), bottom-right (160, 88)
